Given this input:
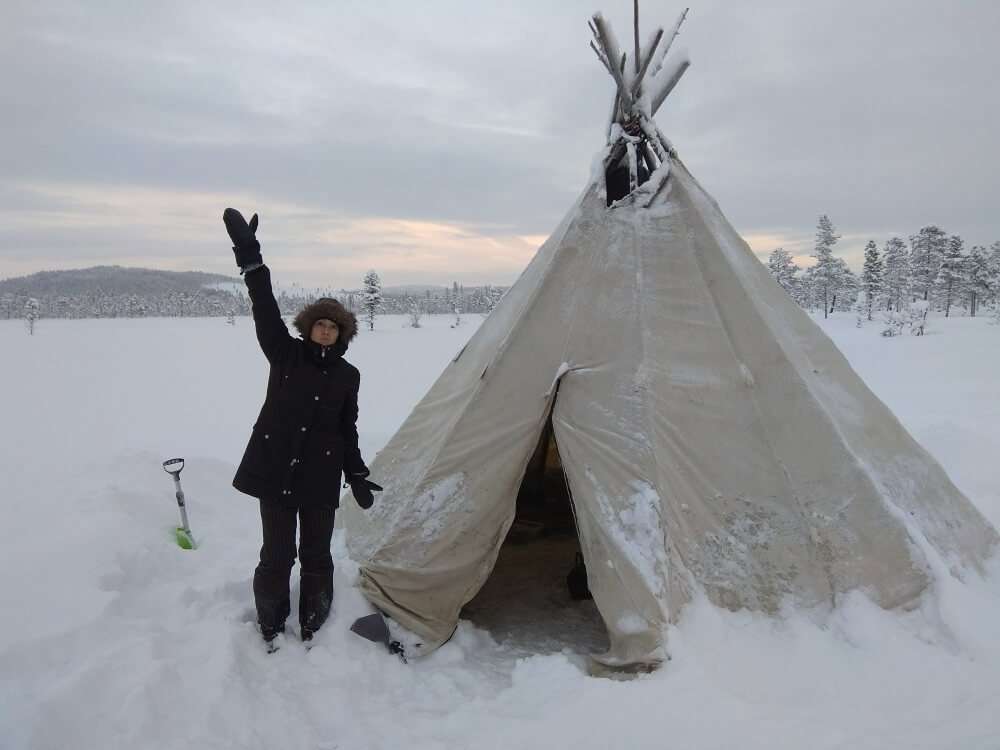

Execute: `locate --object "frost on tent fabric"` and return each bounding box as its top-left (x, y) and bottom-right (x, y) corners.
top-left (341, 5), bottom-right (999, 675)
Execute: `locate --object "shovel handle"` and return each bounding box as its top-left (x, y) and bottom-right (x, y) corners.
top-left (163, 458), bottom-right (185, 475)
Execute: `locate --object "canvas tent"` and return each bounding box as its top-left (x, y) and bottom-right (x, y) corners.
top-left (342, 7), bottom-right (998, 673)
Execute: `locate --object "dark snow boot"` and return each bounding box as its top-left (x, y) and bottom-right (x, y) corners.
top-left (256, 597), bottom-right (289, 653)
top-left (260, 622), bottom-right (285, 653)
top-left (300, 591), bottom-right (332, 642)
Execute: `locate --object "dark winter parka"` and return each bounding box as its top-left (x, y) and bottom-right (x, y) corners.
top-left (233, 266), bottom-right (367, 508)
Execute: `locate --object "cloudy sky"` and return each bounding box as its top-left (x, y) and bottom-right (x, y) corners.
top-left (3, 0), bottom-right (998, 288)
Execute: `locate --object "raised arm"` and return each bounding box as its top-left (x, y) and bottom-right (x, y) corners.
top-left (224, 208), bottom-right (295, 363)
top-left (244, 265), bottom-right (295, 363)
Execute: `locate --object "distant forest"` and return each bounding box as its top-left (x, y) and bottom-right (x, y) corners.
top-left (0, 266), bottom-right (507, 320)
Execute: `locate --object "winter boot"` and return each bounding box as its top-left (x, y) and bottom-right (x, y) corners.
top-left (300, 591), bottom-right (332, 642)
top-left (256, 597), bottom-right (290, 652)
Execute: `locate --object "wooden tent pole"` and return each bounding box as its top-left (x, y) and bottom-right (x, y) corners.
top-left (590, 40), bottom-right (613, 76)
top-left (651, 59), bottom-right (691, 116)
top-left (631, 28), bottom-right (663, 99)
top-left (608, 91), bottom-right (621, 138)
top-left (650, 8), bottom-right (689, 79)
top-left (592, 14), bottom-right (632, 108)
top-left (633, 0), bottom-right (640, 76)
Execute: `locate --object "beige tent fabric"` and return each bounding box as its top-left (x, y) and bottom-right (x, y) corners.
top-left (342, 159), bottom-right (998, 671)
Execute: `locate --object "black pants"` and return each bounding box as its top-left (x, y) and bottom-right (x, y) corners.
top-left (253, 499), bottom-right (336, 634)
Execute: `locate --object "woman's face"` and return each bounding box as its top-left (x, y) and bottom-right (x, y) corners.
top-left (310, 318), bottom-right (340, 346)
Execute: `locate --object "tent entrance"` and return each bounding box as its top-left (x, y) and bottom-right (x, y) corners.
top-left (462, 408), bottom-right (609, 657)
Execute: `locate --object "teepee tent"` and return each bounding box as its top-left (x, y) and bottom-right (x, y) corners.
top-left (343, 6), bottom-right (998, 672)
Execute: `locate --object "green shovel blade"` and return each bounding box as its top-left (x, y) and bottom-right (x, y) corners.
top-left (175, 527), bottom-right (196, 550)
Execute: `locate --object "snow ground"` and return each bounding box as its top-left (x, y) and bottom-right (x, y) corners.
top-left (1, 312), bottom-right (998, 750)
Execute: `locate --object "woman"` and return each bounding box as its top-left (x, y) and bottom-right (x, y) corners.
top-left (223, 208), bottom-right (381, 649)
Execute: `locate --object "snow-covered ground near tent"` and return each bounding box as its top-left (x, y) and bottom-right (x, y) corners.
top-left (1, 312), bottom-right (999, 750)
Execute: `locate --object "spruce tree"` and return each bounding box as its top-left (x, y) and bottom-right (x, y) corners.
top-left (811, 215), bottom-right (841, 318)
top-left (935, 235), bottom-right (967, 317)
top-left (966, 245), bottom-right (1000, 317)
top-left (881, 237), bottom-right (910, 312)
top-left (767, 248), bottom-right (799, 298)
top-left (909, 225), bottom-right (948, 303)
top-left (860, 240), bottom-right (883, 321)
top-left (362, 270), bottom-right (383, 331)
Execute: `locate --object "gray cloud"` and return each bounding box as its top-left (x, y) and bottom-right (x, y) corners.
top-left (2, 0), bottom-right (998, 286)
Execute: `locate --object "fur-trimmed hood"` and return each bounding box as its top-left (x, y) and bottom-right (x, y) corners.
top-left (293, 298), bottom-right (358, 355)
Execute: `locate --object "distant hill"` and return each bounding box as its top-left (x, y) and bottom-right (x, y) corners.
top-left (0, 266), bottom-right (238, 296)
top-left (0, 266), bottom-right (508, 320)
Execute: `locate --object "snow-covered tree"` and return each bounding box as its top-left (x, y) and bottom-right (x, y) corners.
top-left (408, 297), bottom-right (422, 328)
top-left (486, 286), bottom-right (504, 314)
top-left (880, 307), bottom-right (908, 337)
top-left (909, 225), bottom-right (948, 303)
top-left (966, 246), bottom-right (999, 317)
top-left (767, 248), bottom-right (800, 298)
top-left (860, 240), bottom-right (883, 321)
top-left (909, 299), bottom-right (930, 336)
top-left (830, 259), bottom-right (859, 312)
top-left (810, 215), bottom-right (841, 318)
top-left (881, 237), bottom-right (910, 312)
top-left (361, 270), bottom-right (382, 331)
top-left (935, 235), bottom-right (967, 317)
top-left (24, 297), bottom-right (40, 335)
top-left (853, 290), bottom-right (868, 328)
top-left (991, 242), bottom-right (1000, 310)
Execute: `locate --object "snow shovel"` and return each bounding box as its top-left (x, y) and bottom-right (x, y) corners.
top-left (162, 458), bottom-right (196, 549)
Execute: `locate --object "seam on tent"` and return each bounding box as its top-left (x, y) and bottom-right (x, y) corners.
top-left (553, 211), bottom-right (671, 636)
top-left (633, 200), bottom-right (676, 619)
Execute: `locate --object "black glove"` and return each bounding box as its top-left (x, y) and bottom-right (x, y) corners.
top-left (223, 207), bottom-right (263, 273)
top-left (347, 475), bottom-right (383, 510)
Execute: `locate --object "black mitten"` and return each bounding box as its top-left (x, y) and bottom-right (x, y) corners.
top-left (223, 208), bottom-right (263, 273)
top-left (348, 477), bottom-right (383, 510)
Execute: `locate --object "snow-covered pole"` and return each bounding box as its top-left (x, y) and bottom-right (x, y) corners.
top-left (642, 141), bottom-right (660, 172)
top-left (649, 7), bottom-right (689, 80)
top-left (589, 39), bottom-right (613, 76)
top-left (633, 0), bottom-right (640, 76)
top-left (626, 141), bottom-right (639, 193)
top-left (592, 13), bottom-right (632, 109)
top-left (650, 57), bottom-right (691, 116)
top-left (631, 28), bottom-right (664, 99)
top-left (607, 90), bottom-right (621, 138)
